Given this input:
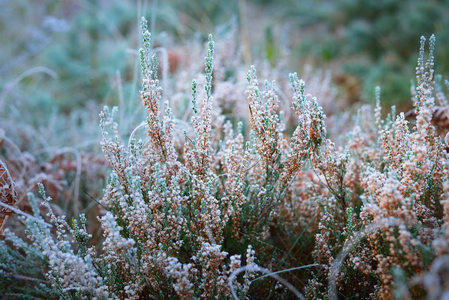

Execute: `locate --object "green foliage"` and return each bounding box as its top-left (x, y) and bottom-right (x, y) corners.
top-left (275, 0), bottom-right (449, 107)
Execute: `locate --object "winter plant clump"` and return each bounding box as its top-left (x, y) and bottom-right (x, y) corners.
top-left (1, 16), bottom-right (449, 299)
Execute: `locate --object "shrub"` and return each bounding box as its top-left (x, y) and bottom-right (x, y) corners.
top-left (1, 16), bottom-right (449, 300)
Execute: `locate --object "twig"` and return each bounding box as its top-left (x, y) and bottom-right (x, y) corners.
top-left (4, 273), bottom-right (49, 284)
top-left (0, 202), bottom-right (52, 228)
top-left (228, 264), bottom-right (305, 299)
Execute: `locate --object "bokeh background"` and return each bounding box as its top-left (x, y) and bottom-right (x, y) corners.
top-left (3, 0), bottom-right (449, 114)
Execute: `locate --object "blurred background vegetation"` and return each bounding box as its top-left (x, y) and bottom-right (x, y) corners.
top-left (2, 0), bottom-right (449, 115)
top-left (1, 0), bottom-right (449, 226)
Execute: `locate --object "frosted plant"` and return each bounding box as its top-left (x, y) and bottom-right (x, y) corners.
top-left (1, 13), bottom-right (449, 300)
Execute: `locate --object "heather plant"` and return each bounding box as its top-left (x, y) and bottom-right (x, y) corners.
top-left (2, 13), bottom-right (449, 300)
top-left (91, 17), bottom-right (327, 298)
top-left (306, 35), bottom-right (449, 299)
